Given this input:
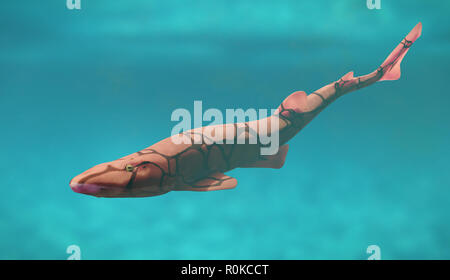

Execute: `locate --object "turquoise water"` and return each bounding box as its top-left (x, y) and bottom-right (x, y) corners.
top-left (1, 1), bottom-right (449, 259)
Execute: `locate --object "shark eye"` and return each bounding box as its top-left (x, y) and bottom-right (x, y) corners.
top-left (125, 164), bottom-right (135, 172)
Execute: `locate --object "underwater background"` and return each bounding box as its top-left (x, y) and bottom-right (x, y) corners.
top-left (1, 0), bottom-right (449, 259)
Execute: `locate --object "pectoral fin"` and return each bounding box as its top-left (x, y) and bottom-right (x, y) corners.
top-left (240, 144), bottom-right (289, 169)
top-left (174, 172), bottom-right (237, 192)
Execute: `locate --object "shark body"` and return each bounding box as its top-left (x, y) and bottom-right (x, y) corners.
top-left (70, 23), bottom-right (422, 198)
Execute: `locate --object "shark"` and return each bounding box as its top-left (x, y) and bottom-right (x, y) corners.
top-left (70, 23), bottom-right (422, 198)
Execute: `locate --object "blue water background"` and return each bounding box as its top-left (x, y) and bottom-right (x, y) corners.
top-left (1, 0), bottom-right (449, 259)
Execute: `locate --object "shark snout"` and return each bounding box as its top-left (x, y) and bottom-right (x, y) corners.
top-left (69, 163), bottom-right (132, 197)
top-left (70, 182), bottom-right (103, 195)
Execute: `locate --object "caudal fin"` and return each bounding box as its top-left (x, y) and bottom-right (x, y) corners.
top-left (379, 22), bottom-right (422, 81)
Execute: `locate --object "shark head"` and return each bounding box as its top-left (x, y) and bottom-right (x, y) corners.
top-left (70, 154), bottom-right (168, 198)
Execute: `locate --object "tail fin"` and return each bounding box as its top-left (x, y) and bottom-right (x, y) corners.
top-left (379, 22), bottom-right (422, 81)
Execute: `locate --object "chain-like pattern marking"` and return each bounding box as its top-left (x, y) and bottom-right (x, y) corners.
top-left (376, 37), bottom-right (413, 78)
top-left (123, 120), bottom-right (265, 190)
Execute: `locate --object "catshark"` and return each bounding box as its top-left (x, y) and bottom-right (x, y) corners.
top-left (70, 23), bottom-right (422, 198)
